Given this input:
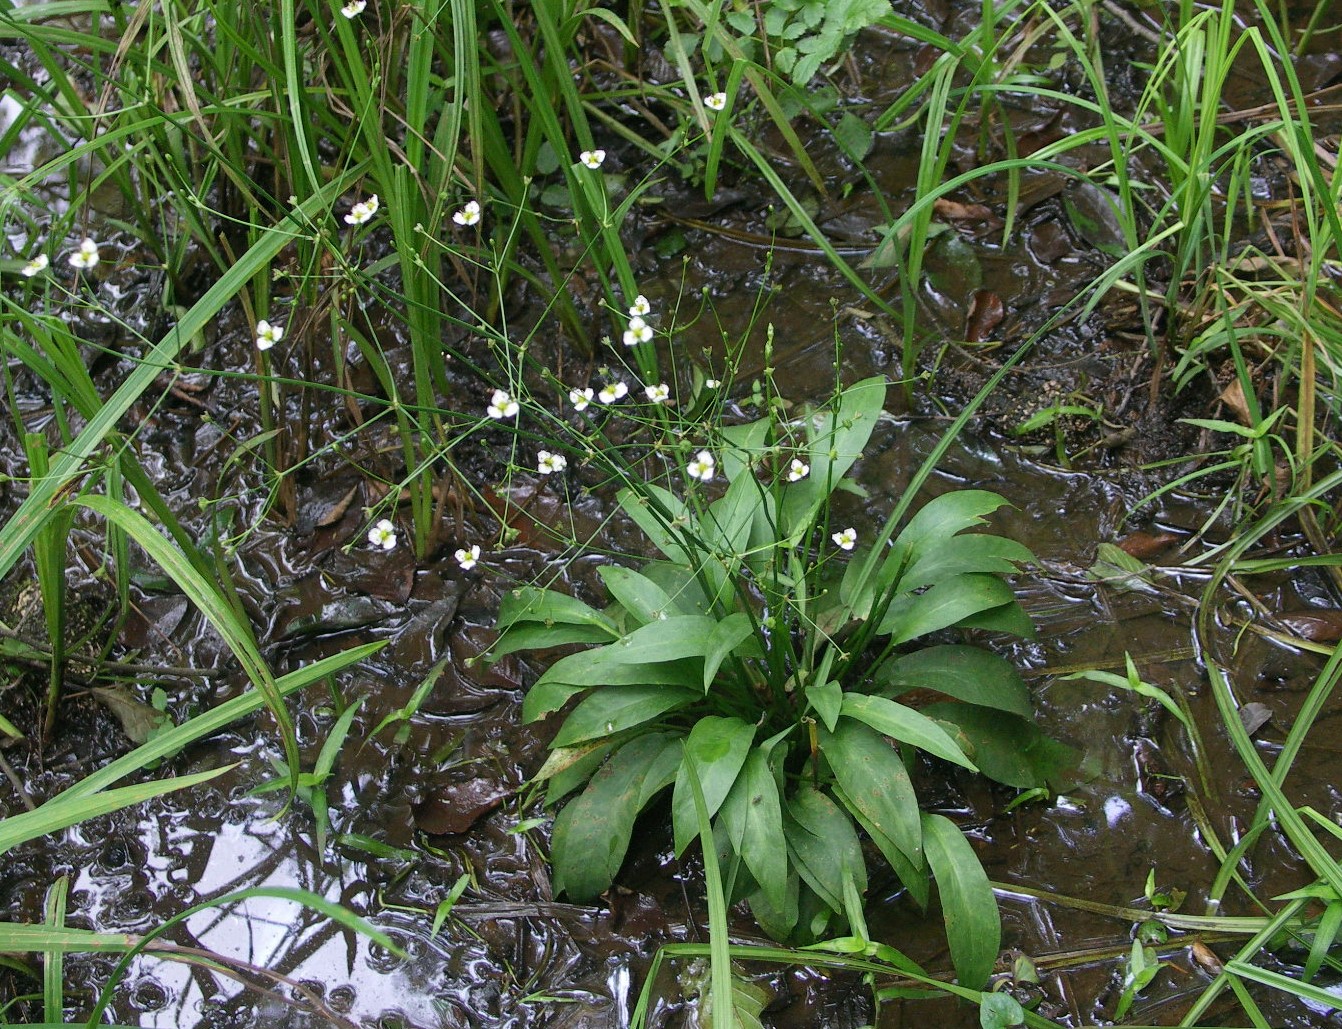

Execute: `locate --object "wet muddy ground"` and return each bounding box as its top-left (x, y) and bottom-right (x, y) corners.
top-left (4, 1), bottom-right (1342, 1025)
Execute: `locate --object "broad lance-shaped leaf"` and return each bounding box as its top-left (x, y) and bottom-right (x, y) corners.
top-left (785, 786), bottom-right (867, 913)
top-left (832, 783), bottom-right (929, 910)
top-left (779, 376), bottom-right (886, 541)
top-left (496, 586), bottom-right (619, 634)
top-left (617, 484), bottom-right (695, 564)
top-left (820, 720), bottom-right (921, 866)
top-left (551, 733), bottom-right (681, 901)
top-left (551, 684), bottom-right (697, 747)
top-left (487, 622), bottom-right (617, 662)
top-left (899, 534), bottom-right (1034, 591)
top-left (716, 749), bottom-right (787, 913)
top-left (891, 489), bottom-right (1013, 564)
top-left (876, 645), bottom-right (1032, 718)
top-left (599, 565), bottom-right (675, 626)
top-left (607, 615), bottom-right (721, 665)
top-left (673, 717), bottom-right (755, 856)
top-left (703, 611), bottom-right (756, 690)
top-left (923, 812), bottom-right (999, 990)
top-left (876, 572), bottom-right (1018, 645)
top-left (922, 702), bottom-right (1079, 791)
top-left (523, 653), bottom-right (701, 722)
top-left (840, 693), bottom-right (976, 771)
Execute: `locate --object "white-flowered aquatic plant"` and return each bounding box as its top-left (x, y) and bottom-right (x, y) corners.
top-left (488, 377), bottom-right (1062, 991)
top-left (340, 0), bottom-right (366, 16)
top-left (644, 383), bottom-right (670, 404)
top-left (597, 381), bottom-right (628, 404)
top-left (578, 149), bottom-right (606, 169)
top-left (344, 194), bottom-right (379, 225)
top-left (704, 91), bottom-right (727, 111)
top-left (455, 544), bottom-right (481, 571)
top-left (628, 294), bottom-right (651, 317)
top-left (255, 319), bottom-right (284, 351)
top-left (568, 387), bottom-right (594, 412)
top-left (686, 449), bottom-right (715, 482)
top-left (487, 388), bottom-right (519, 420)
top-left (367, 518), bottom-right (397, 551)
top-left (21, 254), bottom-right (48, 277)
top-left (622, 316), bottom-right (653, 347)
top-left (452, 200), bottom-right (481, 226)
top-left (537, 450), bottom-right (568, 474)
top-left (68, 237), bottom-right (100, 270)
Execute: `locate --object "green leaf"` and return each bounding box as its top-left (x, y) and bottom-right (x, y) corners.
top-left (834, 111), bottom-right (872, 162)
top-left (900, 534), bottom-right (1034, 591)
top-left (607, 615), bottom-right (721, 665)
top-left (893, 490), bottom-right (1013, 563)
top-left (704, 612), bottom-right (756, 690)
top-left (876, 573), bottom-right (1018, 645)
top-left (551, 685), bottom-right (698, 747)
top-left (877, 645), bottom-right (1032, 718)
top-left (921, 702), bottom-right (1079, 791)
top-left (544, 741), bottom-right (615, 806)
top-left (807, 679), bottom-right (843, 732)
top-left (89, 687), bottom-right (168, 746)
top-left (487, 621), bottom-right (617, 661)
top-left (923, 812), bottom-right (999, 990)
top-left (1305, 899), bottom-right (1342, 981)
top-left (639, 562), bottom-right (715, 616)
top-left (718, 417), bottom-right (772, 484)
top-left (785, 786), bottom-right (867, 912)
top-left (617, 485), bottom-right (695, 563)
top-left (673, 717), bottom-right (756, 855)
top-left (549, 733), bottom-right (682, 901)
top-left (840, 693), bottom-right (976, 770)
top-left (959, 600), bottom-right (1035, 639)
top-left (821, 720), bottom-right (921, 865)
top-left (523, 651), bottom-right (702, 721)
top-left (832, 782), bottom-right (929, 910)
top-left (599, 565), bottom-right (676, 626)
top-left (779, 377), bottom-right (886, 540)
top-left (496, 586), bottom-right (618, 634)
top-left (979, 991), bottom-right (1025, 1028)
top-left (703, 470), bottom-right (764, 562)
top-left (717, 749), bottom-right (787, 913)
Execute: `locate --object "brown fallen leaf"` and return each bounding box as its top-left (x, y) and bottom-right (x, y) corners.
top-left (1218, 379), bottom-right (1253, 426)
top-left (315, 483), bottom-right (360, 528)
top-left (91, 686), bottom-right (168, 745)
top-left (413, 778), bottom-right (510, 835)
top-left (1190, 940), bottom-right (1223, 975)
top-left (1116, 532), bottom-right (1181, 560)
top-left (965, 290), bottom-right (1004, 342)
top-left (1278, 610), bottom-right (1342, 643)
top-left (933, 197), bottom-right (995, 222)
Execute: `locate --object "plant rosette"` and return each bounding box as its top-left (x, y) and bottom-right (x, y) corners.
top-left (488, 377), bottom-right (1074, 988)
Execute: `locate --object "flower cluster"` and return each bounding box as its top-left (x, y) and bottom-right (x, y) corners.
top-left (255, 319), bottom-right (283, 350)
top-left (453, 200), bottom-right (481, 226)
top-left (367, 518), bottom-right (397, 551)
top-left (68, 238), bottom-right (100, 270)
top-left (487, 388), bottom-right (519, 420)
top-left (344, 194), bottom-right (379, 225)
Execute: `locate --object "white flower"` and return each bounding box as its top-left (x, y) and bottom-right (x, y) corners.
top-left (255, 319), bottom-right (284, 350)
top-left (68, 237), bottom-right (99, 270)
top-left (832, 527), bottom-right (857, 551)
top-left (787, 458), bottom-right (810, 482)
top-left (455, 544), bottom-right (481, 571)
top-left (644, 383), bottom-right (670, 404)
top-left (452, 200), bottom-right (481, 226)
top-left (340, 0), bottom-right (366, 15)
top-left (368, 518), bottom-right (397, 551)
top-left (598, 381), bottom-right (628, 404)
top-left (628, 294), bottom-right (651, 317)
top-left (686, 450), bottom-right (715, 482)
top-left (568, 387), bottom-right (594, 411)
top-left (705, 378), bottom-right (720, 389)
top-left (487, 388), bottom-right (519, 420)
top-left (622, 315), bottom-right (653, 347)
top-left (704, 92), bottom-right (727, 112)
top-left (21, 254), bottom-right (48, 277)
top-left (344, 194), bottom-right (379, 225)
top-left (579, 149), bottom-right (606, 169)
top-left (537, 450), bottom-right (568, 474)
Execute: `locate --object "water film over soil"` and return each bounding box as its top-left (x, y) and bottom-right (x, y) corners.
top-left (3, 1), bottom-right (1342, 1025)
